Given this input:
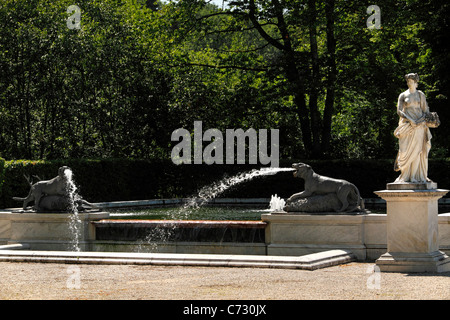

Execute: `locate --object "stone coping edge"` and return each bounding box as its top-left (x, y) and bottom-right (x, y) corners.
top-left (0, 249), bottom-right (356, 270)
top-left (4, 197), bottom-right (450, 212)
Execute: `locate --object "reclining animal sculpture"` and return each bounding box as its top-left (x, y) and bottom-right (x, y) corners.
top-left (13, 166), bottom-right (98, 212)
top-left (284, 163), bottom-right (365, 213)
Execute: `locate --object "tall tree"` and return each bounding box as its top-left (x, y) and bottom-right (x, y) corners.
top-left (168, 0), bottom-right (344, 158)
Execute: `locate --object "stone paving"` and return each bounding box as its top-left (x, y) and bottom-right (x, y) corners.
top-left (0, 261), bottom-right (449, 300)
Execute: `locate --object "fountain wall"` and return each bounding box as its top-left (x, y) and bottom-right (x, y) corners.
top-left (2, 210), bottom-right (449, 261)
top-left (92, 219), bottom-right (267, 255)
top-left (0, 212), bottom-right (109, 251)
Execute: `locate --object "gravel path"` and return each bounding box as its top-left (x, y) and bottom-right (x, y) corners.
top-left (0, 261), bottom-right (449, 300)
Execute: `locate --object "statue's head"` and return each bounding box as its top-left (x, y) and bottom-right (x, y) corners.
top-left (405, 73), bottom-right (419, 88)
top-left (292, 163), bottom-right (312, 178)
top-left (58, 166), bottom-right (71, 178)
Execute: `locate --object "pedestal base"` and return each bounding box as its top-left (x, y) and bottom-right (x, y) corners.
top-left (374, 188), bottom-right (449, 273)
top-left (376, 250), bottom-right (450, 273)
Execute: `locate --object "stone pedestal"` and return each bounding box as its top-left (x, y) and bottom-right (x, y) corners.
top-left (374, 185), bottom-right (450, 272)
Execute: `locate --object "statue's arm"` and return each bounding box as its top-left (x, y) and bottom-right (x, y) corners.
top-left (419, 90), bottom-right (429, 114)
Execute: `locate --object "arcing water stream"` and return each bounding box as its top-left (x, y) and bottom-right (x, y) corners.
top-left (183, 167), bottom-right (295, 213)
top-left (137, 167), bottom-right (294, 252)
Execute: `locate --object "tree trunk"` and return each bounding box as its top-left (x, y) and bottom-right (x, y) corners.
top-left (285, 56), bottom-right (313, 153)
top-left (247, 0), bottom-right (314, 155)
top-left (322, 0), bottom-right (337, 154)
top-left (308, 0), bottom-right (322, 157)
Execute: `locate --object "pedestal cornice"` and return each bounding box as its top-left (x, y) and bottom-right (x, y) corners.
top-left (374, 189), bottom-right (449, 201)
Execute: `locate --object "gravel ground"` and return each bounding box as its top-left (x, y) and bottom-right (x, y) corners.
top-left (0, 261), bottom-right (449, 300)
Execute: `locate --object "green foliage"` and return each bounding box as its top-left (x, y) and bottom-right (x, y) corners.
top-left (160, 0), bottom-right (450, 159)
top-left (1, 0), bottom-right (449, 162)
top-left (0, 0), bottom-right (172, 159)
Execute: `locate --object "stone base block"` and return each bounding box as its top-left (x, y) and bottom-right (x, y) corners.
top-left (386, 181), bottom-right (437, 190)
top-left (376, 250), bottom-right (450, 273)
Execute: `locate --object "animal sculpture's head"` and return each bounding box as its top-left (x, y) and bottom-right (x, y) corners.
top-left (58, 166), bottom-right (71, 179)
top-left (291, 163), bottom-right (312, 178)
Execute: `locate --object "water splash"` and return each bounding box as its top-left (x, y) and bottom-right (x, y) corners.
top-left (269, 194), bottom-right (286, 211)
top-left (64, 168), bottom-right (81, 252)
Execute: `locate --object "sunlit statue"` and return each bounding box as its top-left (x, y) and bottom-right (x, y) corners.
top-left (393, 73), bottom-right (440, 184)
top-left (13, 166), bottom-right (98, 213)
top-left (284, 163), bottom-right (365, 213)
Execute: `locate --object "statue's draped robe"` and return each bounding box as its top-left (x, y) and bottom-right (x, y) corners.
top-left (394, 90), bottom-right (432, 183)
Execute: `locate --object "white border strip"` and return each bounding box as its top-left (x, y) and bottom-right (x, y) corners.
top-left (0, 249), bottom-right (356, 270)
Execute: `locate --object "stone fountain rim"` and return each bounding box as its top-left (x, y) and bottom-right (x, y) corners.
top-left (93, 219), bottom-right (267, 228)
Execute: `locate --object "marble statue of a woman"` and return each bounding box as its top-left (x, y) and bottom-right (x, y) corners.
top-left (393, 73), bottom-right (439, 184)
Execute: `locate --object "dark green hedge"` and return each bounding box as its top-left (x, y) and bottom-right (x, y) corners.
top-left (0, 157), bottom-right (5, 197)
top-left (1, 158), bottom-right (449, 209)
